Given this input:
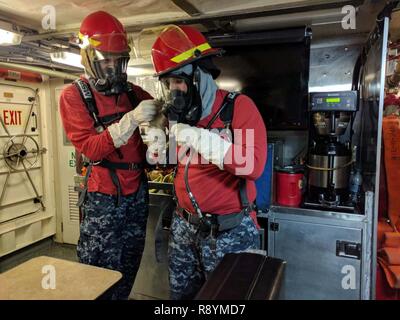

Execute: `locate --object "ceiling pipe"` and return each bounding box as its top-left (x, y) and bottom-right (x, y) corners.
top-left (0, 62), bottom-right (78, 80)
top-left (0, 57), bottom-right (82, 73)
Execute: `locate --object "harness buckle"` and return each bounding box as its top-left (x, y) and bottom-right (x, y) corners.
top-left (129, 163), bottom-right (137, 170)
top-left (198, 213), bottom-right (218, 236)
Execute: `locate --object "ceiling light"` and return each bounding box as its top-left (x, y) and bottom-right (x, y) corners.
top-left (127, 66), bottom-right (155, 76)
top-left (50, 51), bottom-right (156, 74)
top-left (127, 56), bottom-right (155, 76)
top-left (0, 21), bottom-right (22, 46)
top-left (309, 84), bottom-right (352, 92)
top-left (50, 51), bottom-right (83, 69)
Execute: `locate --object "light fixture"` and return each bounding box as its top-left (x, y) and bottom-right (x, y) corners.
top-left (216, 79), bottom-right (242, 91)
top-left (127, 56), bottom-right (155, 76)
top-left (0, 21), bottom-right (22, 46)
top-left (50, 51), bottom-right (156, 74)
top-left (309, 84), bottom-right (352, 92)
top-left (127, 66), bottom-right (155, 76)
top-left (50, 51), bottom-right (83, 69)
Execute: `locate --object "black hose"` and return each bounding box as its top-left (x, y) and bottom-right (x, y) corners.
top-left (184, 147), bottom-right (203, 218)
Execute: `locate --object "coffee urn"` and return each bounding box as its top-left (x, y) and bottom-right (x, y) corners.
top-left (306, 91), bottom-right (358, 209)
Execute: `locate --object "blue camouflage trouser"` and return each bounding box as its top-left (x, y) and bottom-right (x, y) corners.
top-left (77, 180), bottom-right (149, 300)
top-left (168, 213), bottom-right (260, 300)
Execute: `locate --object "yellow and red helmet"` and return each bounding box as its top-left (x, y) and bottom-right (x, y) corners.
top-left (151, 25), bottom-right (222, 78)
top-left (78, 11), bottom-right (130, 94)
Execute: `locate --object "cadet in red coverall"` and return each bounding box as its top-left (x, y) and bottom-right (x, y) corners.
top-left (151, 25), bottom-right (267, 300)
top-left (59, 11), bottom-right (157, 300)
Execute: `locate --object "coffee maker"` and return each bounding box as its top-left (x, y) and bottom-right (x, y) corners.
top-left (305, 91), bottom-right (358, 210)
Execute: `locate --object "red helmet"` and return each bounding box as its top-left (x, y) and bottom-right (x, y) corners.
top-left (78, 11), bottom-right (130, 94)
top-left (78, 11), bottom-right (129, 53)
top-left (151, 25), bottom-right (222, 77)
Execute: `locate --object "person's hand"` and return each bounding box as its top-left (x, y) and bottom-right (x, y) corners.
top-left (170, 123), bottom-right (232, 170)
top-left (170, 123), bottom-right (200, 149)
top-left (145, 127), bottom-right (168, 164)
top-left (108, 100), bottom-right (157, 148)
top-left (131, 99), bottom-right (158, 124)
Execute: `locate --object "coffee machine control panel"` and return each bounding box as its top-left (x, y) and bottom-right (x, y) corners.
top-left (310, 91), bottom-right (358, 112)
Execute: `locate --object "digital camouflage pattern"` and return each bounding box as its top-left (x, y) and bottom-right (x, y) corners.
top-left (168, 213), bottom-right (260, 300)
top-left (77, 179), bottom-right (149, 300)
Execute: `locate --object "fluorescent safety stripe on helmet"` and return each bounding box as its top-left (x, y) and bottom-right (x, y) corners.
top-left (170, 43), bottom-right (211, 63)
top-left (78, 32), bottom-right (102, 48)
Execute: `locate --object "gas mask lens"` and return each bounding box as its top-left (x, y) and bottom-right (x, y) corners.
top-left (160, 77), bottom-right (187, 101)
top-left (93, 52), bottom-right (129, 81)
top-left (160, 76), bottom-right (190, 117)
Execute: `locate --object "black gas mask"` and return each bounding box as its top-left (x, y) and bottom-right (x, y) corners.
top-left (160, 70), bottom-right (202, 126)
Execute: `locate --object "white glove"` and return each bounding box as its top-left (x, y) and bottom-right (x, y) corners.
top-left (170, 123), bottom-right (200, 148)
top-left (108, 100), bottom-right (157, 148)
top-left (171, 123), bottom-right (232, 170)
top-left (145, 127), bottom-right (168, 164)
top-left (131, 99), bottom-right (158, 124)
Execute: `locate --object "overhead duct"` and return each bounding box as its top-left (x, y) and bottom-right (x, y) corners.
top-left (0, 67), bottom-right (43, 82)
top-left (0, 62), bottom-right (78, 80)
top-left (232, 7), bottom-right (354, 32)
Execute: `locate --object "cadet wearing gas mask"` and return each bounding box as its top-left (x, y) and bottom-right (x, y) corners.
top-left (59, 11), bottom-right (157, 300)
top-left (151, 25), bottom-right (268, 300)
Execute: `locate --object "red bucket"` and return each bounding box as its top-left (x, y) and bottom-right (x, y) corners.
top-left (276, 169), bottom-right (304, 207)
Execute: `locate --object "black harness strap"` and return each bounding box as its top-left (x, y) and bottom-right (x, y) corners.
top-left (205, 92), bottom-right (251, 211)
top-left (74, 81), bottom-right (139, 127)
top-left (97, 159), bottom-right (144, 171)
top-left (74, 79), bottom-right (142, 207)
top-left (239, 178), bottom-right (249, 207)
top-left (98, 112), bottom-right (126, 125)
top-left (205, 92), bottom-right (238, 130)
top-left (74, 79), bottom-right (102, 129)
top-left (177, 207), bottom-right (247, 232)
top-left (109, 168), bottom-right (123, 207)
top-left (75, 79), bottom-right (124, 161)
top-left (219, 92), bottom-right (236, 126)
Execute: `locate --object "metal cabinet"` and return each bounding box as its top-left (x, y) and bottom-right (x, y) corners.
top-left (266, 198), bottom-right (373, 300)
